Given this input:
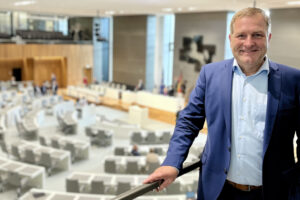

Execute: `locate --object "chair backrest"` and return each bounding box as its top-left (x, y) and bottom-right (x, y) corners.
top-left (104, 159), bottom-right (116, 173)
top-left (39, 152), bottom-right (52, 168)
top-left (153, 147), bottom-right (163, 155)
top-left (0, 141), bottom-right (8, 154)
top-left (126, 160), bottom-right (139, 174)
top-left (39, 136), bottom-right (47, 146)
top-left (145, 132), bottom-right (156, 144)
top-left (8, 171), bottom-right (20, 186)
top-left (114, 147), bottom-right (125, 156)
top-left (146, 161), bottom-right (160, 174)
top-left (91, 180), bottom-right (105, 194)
top-left (97, 130), bottom-right (109, 139)
top-left (85, 127), bottom-right (92, 136)
top-left (24, 149), bottom-right (35, 164)
top-left (160, 131), bottom-right (171, 143)
top-left (64, 142), bottom-right (75, 157)
top-left (66, 178), bottom-right (80, 193)
top-left (11, 145), bottom-right (21, 160)
top-left (51, 139), bottom-right (60, 149)
top-left (116, 181), bottom-right (131, 195)
top-left (131, 132), bottom-right (143, 144)
top-left (166, 181), bottom-right (181, 194)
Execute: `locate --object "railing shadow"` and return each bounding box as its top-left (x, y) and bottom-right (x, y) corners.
top-left (111, 159), bottom-right (201, 200)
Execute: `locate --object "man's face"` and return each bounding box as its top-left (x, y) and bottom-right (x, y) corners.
top-left (229, 14), bottom-right (271, 70)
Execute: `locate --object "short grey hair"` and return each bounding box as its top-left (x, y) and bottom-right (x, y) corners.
top-left (230, 7), bottom-right (271, 34)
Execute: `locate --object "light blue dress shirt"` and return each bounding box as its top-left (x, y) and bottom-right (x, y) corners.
top-left (227, 58), bottom-right (269, 186)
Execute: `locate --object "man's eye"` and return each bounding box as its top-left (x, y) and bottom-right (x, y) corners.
top-left (237, 35), bottom-right (245, 38)
top-left (253, 33), bottom-right (263, 38)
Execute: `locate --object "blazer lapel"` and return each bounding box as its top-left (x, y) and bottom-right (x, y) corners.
top-left (222, 59), bottom-right (233, 141)
top-left (263, 61), bottom-right (281, 157)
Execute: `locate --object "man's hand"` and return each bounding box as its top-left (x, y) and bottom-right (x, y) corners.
top-left (143, 166), bottom-right (179, 191)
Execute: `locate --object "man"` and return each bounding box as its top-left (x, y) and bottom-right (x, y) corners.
top-left (145, 148), bottom-right (160, 174)
top-left (143, 7), bottom-right (300, 200)
top-left (131, 144), bottom-right (140, 156)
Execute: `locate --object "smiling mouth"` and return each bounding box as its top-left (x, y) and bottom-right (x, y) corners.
top-left (239, 49), bottom-right (258, 54)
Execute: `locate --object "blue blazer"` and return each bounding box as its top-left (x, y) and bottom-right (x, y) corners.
top-left (162, 58), bottom-right (300, 200)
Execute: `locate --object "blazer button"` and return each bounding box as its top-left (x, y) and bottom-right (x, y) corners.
top-left (224, 168), bottom-right (228, 174)
top-left (228, 147), bottom-right (231, 152)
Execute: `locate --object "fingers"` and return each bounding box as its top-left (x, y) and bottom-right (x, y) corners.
top-left (143, 166), bottom-right (178, 192)
top-left (143, 173), bottom-right (160, 184)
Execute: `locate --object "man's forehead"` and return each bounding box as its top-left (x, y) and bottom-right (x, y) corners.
top-left (233, 16), bottom-right (267, 30)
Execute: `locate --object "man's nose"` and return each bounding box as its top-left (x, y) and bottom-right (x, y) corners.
top-left (244, 36), bottom-right (255, 47)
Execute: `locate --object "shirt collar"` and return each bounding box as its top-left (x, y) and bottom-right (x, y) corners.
top-left (232, 56), bottom-right (270, 76)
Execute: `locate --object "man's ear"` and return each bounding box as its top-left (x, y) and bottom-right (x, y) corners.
top-left (268, 33), bottom-right (272, 42)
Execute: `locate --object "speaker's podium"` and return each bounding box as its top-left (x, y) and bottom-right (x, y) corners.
top-left (128, 105), bottom-right (148, 127)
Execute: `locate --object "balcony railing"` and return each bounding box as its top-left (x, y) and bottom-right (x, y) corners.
top-left (111, 159), bottom-right (201, 200)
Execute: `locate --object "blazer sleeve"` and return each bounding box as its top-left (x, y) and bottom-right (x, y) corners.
top-left (161, 65), bottom-right (207, 170)
top-left (297, 85), bottom-right (300, 164)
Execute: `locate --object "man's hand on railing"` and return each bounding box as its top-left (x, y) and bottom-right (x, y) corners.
top-left (143, 166), bottom-right (179, 191)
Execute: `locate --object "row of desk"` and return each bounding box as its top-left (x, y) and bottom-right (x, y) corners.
top-left (20, 188), bottom-right (187, 200)
top-left (69, 85), bottom-right (184, 114)
top-left (0, 156), bottom-right (45, 189)
top-left (11, 140), bottom-right (71, 171)
top-left (40, 134), bottom-right (90, 160)
top-left (114, 144), bottom-right (168, 156)
top-left (67, 171), bottom-right (198, 195)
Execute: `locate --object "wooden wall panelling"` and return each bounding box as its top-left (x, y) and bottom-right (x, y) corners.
top-left (32, 56), bottom-right (67, 88)
top-left (0, 58), bottom-right (26, 81)
top-left (83, 68), bottom-right (93, 84)
top-left (0, 44), bottom-right (93, 86)
top-left (25, 58), bottom-right (34, 81)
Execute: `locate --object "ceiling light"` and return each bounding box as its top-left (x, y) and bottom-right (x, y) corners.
top-left (14, 0), bottom-right (36, 6)
top-left (105, 11), bottom-right (115, 15)
top-left (162, 8), bottom-right (173, 12)
top-left (188, 7), bottom-right (197, 11)
top-left (177, 8), bottom-right (183, 12)
top-left (287, 1), bottom-right (300, 5)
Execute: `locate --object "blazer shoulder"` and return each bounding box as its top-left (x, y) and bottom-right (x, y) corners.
top-left (270, 61), bottom-right (300, 75)
top-left (202, 59), bottom-right (233, 73)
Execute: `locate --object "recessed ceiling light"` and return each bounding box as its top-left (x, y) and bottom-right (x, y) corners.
top-left (287, 1), bottom-right (300, 5)
top-left (162, 8), bottom-right (173, 12)
top-left (188, 7), bottom-right (197, 11)
top-left (105, 11), bottom-right (115, 15)
top-left (177, 8), bottom-right (183, 11)
top-left (14, 0), bottom-right (36, 6)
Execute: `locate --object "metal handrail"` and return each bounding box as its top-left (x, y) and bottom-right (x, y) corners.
top-left (111, 159), bottom-right (201, 200)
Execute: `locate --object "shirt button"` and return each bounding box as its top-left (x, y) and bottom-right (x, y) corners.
top-left (243, 98), bottom-right (246, 102)
top-left (224, 168), bottom-right (228, 174)
top-left (240, 116), bottom-right (244, 120)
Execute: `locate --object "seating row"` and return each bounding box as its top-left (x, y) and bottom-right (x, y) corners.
top-left (0, 156), bottom-right (45, 197)
top-left (104, 155), bottom-right (162, 175)
top-left (130, 131), bottom-right (172, 145)
top-left (16, 109), bottom-right (41, 140)
top-left (85, 125), bottom-right (113, 147)
top-left (67, 86), bottom-right (102, 104)
top-left (66, 171), bottom-right (198, 195)
top-left (9, 140), bottom-right (71, 175)
top-left (114, 145), bottom-right (168, 156)
top-left (39, 134), bottom-right (90, 162)
top-left (16, 30), bottom-right (73, 40)
top-left (20, 188), bottom-right (187, 200)
top-left (56, 111), bottom-right (77, 134)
